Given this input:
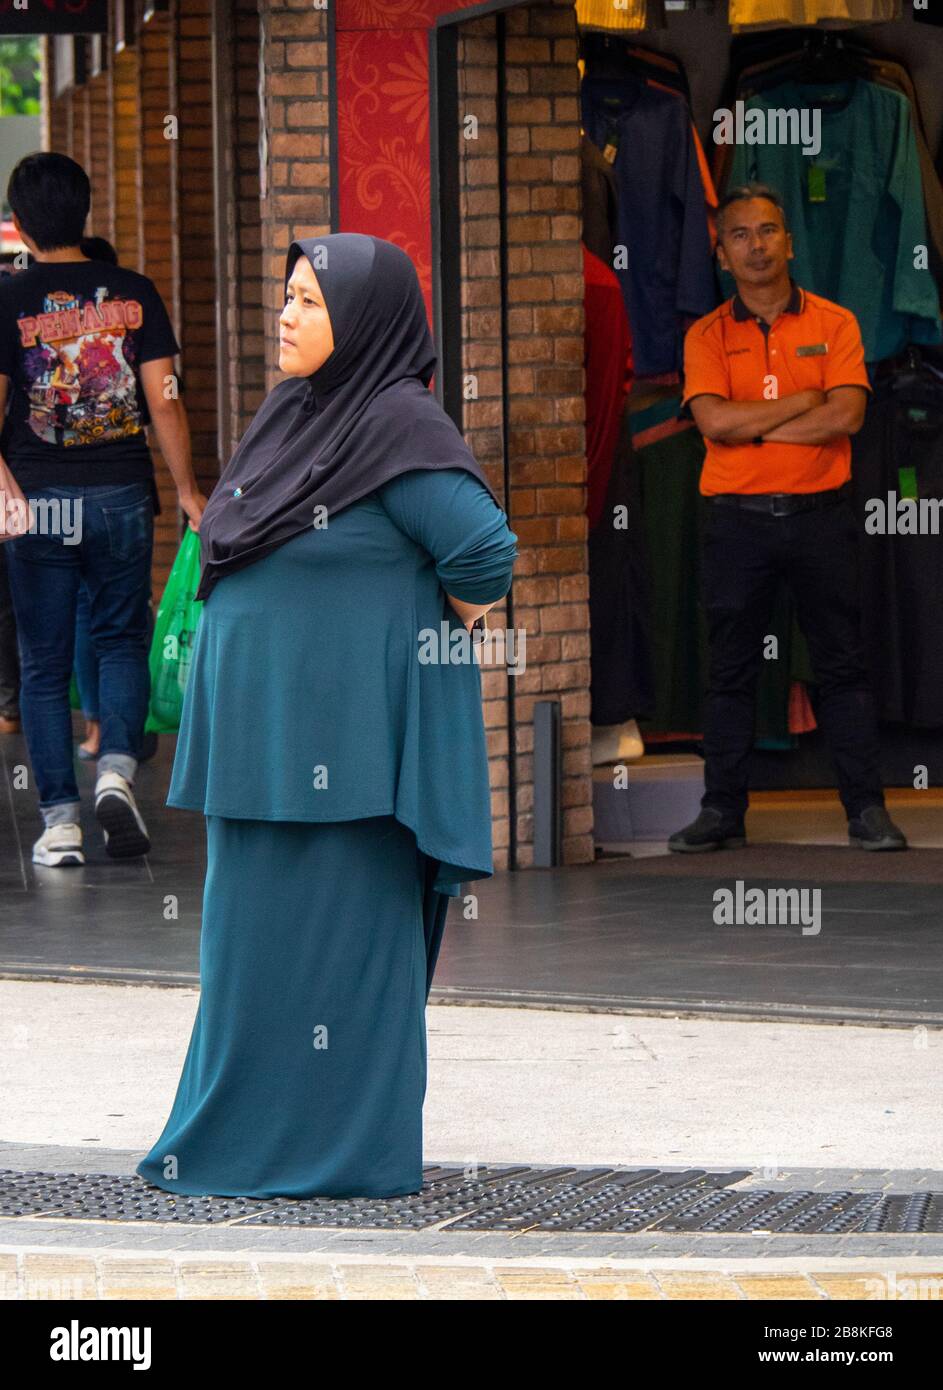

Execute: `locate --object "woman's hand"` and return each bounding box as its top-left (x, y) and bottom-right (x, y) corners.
top-left (445, 592), bottom-right (492, 632)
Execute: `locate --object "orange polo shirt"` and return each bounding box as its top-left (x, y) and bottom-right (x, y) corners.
top-left (681, 282), bottom-right (872, 495)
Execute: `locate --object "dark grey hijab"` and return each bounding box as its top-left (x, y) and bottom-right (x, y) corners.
top-left (194, 233), bottom-right (501, 602)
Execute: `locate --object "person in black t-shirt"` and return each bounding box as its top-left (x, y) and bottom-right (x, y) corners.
top-left (0, 152), bottom-right (208, 866)
top-left (72, 235), bottom-right (129, 763)
top-left (0, 245), bottom-right (113, 745)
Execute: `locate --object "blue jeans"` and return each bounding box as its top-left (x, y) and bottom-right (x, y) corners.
top-left (74, 581), bottom-right (100, 720)
top-left (5, 481), bottom-right (153, 814)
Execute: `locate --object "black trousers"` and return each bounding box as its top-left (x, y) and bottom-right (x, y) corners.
top-left (700, 495), bottom-right (885, 822)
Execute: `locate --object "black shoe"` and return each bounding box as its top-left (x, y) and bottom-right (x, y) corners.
top-left (668, 807), bottom-right (746, 853)
top-left (848, 805), bottom-right (908, 851)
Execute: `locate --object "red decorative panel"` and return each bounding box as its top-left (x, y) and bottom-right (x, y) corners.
top-left (337, 0), bottom-right (462, 31)
top-left (336, 0), bottom-right (488, 321)
top-left (335, 28), bottom-right (434, 303)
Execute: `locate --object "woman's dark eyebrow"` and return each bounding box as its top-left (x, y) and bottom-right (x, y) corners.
top-left (287, 280), bottom-right (322, 300)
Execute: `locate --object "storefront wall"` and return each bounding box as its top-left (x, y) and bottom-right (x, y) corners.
top-left (450, 4), bottom-right (593, 868)
top-left (264, 0), bottom-right (594, 871)
top-left (40, 0), bottom-right (595, 873)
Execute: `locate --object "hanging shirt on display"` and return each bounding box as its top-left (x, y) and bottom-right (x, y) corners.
top-left (728, 0), bottom-right (901, 26)
top-left (588, 405), bottom-right (656, 728)
top-left (583, 243), bottom-right (633, 530)
top-left (575, 0), bottom-right (666, 30)
top-left (580, 132), bottom-right (620, 268)
top-left (726, 79), bottom-right (943, 361)
top-left (581, 73), bottom-right (718, 376)
top-left (0, 258), bottom-right (180, 490)
top-left (851, 363), bottom-right (943, 727)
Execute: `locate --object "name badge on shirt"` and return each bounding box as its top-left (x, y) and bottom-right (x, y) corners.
top-left (795, 342), bottom-right (828, 357)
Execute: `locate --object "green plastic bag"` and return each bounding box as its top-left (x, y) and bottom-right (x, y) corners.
top-left (145, 527), bottom-right (204, 733)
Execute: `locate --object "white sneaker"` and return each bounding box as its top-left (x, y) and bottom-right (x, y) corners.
top-left (94, 771), bottom-right (151, 858)
top-left (33, 823), bottom-right (85, 867)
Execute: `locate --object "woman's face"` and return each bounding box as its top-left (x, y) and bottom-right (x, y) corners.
top-left (279, 257), bottom-right (335, 377)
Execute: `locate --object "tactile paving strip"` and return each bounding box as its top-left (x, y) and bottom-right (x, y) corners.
top-left (1, 1166), bottom-right (942, 1233)
top-left (441, 1167), bottom-right (752, 1233)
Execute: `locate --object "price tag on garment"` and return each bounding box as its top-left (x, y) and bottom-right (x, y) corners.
top-left (602, 126), bottom-right (620, 164)
top-left (898, 465), bottom-right (918, 500)
top-left (808, 164), bottom-right (827, 203)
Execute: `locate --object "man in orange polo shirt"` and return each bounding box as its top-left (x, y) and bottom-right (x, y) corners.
top-left (669, 183), bottom-right (906, 852)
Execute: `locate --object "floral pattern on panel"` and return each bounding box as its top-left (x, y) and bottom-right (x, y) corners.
top-left (336, 30), bottom-right (433, 303)
top-left (340, 0), bottom-right (470, 30)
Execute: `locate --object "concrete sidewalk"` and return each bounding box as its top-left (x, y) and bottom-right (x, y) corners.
top-left (3, 980), bottom-right (943, 1299)
top-left (3, 980), bottom-right (941, 1168)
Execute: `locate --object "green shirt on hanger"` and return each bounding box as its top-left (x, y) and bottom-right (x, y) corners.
top-left (726, 78), bottom-right (942, 361)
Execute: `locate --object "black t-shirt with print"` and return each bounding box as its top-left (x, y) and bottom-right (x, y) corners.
top-left (0, 258), bottom-right (180, 490)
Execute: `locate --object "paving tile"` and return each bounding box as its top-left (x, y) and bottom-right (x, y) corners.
top-left (0, 1253), bottom-right (19, 1299)
top-left (574, 1269), bottom-right (662, 1300)
top-left (732, 1275), bottom-right (824, 1300)
top-left (21, 1253), bottom-right (97, 1300)
top-left (255, 1261), bottom-right (340, 1300)
top-left (652, 1272), bottom-right (743, 1300)
top-left (809, 1273), bottom-right (889, 1300)
top-left (814, 1270), bottom-right (943, 1300)
top-left (99, 1258), bottom-right (178, 1300)
top-left (491, 1266), bottom-right (582, 1299)
top-left (414, 1265), bottom-right (503, 1299)
top-left (333, 1266), bottom-right (421, 1300)
top-left (177, 1260), bottom-right (260, 1300)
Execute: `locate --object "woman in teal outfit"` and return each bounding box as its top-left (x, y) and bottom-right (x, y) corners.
top-left (135, 234), bottom-right (517, 1199)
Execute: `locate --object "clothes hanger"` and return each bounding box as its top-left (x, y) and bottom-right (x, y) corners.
top-left (791, 31), bottom-right (870, 84)
top-left (888, 344), bottom-right (922, 390)
top-left (580, 30), bottom-right (690, 103)
top-left (742, 29), bottom-right (870, 96)
top-left (886, 344), bottom-right (943, 395)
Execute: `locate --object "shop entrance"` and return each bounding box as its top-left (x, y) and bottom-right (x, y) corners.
top-left (432, 0), bottom-right (943, 862)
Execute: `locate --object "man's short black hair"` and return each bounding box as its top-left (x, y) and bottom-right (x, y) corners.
top-left (7, 152), bottom-right (90, 251)
top-left (716, 183), bottom-right (789, 240)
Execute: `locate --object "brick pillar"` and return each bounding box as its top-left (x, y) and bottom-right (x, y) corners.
top-left (64, 82), bottom-right (75, 156)
top-left (38, 41), bottom-right (74, 176)
top-left (40, 38), bottom-right (54, 151)
top-left (175, 0), bottom-right (219, 504)
top-left (139, 8), bottom-right (182, 586)
top-left (258, 0), bottom-right (331, 391)
top-left (112, 43), bottom-right (142, 267)
top-left (140, 14), bottom-right (176, 301)
top-left (87, 72), bottom-right (115, 254)
top-left (224, 0), bottom-right (266, 443)
top-left (71, 82), bottom-right (91, 181)
top-left (458, 0), bottom-right (592, 869)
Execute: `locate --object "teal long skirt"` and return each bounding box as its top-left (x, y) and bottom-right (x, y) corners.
top-left (135, 814), bottom-right (450, 1199)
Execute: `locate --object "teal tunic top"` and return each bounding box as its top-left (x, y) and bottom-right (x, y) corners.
top-left (166, 467), bottom-right (518, 896)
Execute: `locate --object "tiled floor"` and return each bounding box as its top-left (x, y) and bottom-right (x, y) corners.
top-left (2, 726), bottom-right (943, 1023)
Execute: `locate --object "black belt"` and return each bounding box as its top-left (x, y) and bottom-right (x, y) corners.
top-left (708, 484), bottom-right (850, 517)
